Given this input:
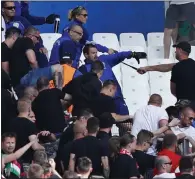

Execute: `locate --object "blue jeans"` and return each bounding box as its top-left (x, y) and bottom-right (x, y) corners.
top-left (20, 66), bottom-right (52, 87)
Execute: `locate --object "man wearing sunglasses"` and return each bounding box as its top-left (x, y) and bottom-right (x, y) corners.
top-left (153, 156), bottom-right (176, 178)
top-left (9, 26), bottom-right (63, 89)
top-left (2, 1), bottom-right (31, 34)
top-left (171, 106), bottom-right (195, 142)
top-left (49, 24), bottom-right (84, 67)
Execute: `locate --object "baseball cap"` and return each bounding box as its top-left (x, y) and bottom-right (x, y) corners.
top-left (62, 52), bottom-right (72, 60)
top-left (60, 52), bottom-right (72, 64)
top-left (99, 112), bottom-right (115, 129)
top-left (173, 41), bottom-right (191, 54)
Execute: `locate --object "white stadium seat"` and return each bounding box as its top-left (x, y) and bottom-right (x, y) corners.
top-left (189, 46), bottom-right (195, 60)
top-left (120, 46), bottom-right (150, 115)
top-left (112, 64), bottom-right (122, 88)
top-left (147, 32), bottom-right (164, 46)
top-left (147, 46), bottom-right (164, 60)
top-left (1, 16), bottom-right (6, 42)
top-left (149, 71), bottom-right (177, 108)
top-left (40, 33), bottom-right (62, 58)
top-left (147, 46), bottom-right (175, 64)
top-left (111, 124), bottom-right (119, 136)
top-left (120, 33), bottom-right (146, 50)
top-left (147, 58), bottom-right (177, 108)
top-left (92, 33), bottom-right (119, 51)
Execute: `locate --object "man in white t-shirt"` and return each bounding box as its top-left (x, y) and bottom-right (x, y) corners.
top-left (153, 156), bottom-right (176, 178)
top-left (171, 106), bottom-right (195, 140)
top-left (131, 94), bottom-right (169, 155)
top-left (164, 0), bottom-right (195, 59)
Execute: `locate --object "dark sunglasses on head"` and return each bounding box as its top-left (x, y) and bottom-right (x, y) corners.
top-left (164, 161), bottom-right (172, 165)
top-left (4, 6), bottom-right (16, 10)
top-left (80, 14), bottom-right (88, 18)
top-left (74, 6), bottom-right (85, 11)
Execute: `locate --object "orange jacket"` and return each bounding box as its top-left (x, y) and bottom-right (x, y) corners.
top-left (49, 64), bottom-right (76, 88)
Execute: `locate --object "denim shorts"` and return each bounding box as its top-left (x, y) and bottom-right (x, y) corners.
top-left (20, 66), bottom-right (52, 87)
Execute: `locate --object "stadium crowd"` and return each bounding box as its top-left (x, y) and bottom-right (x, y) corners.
top-left (1, 1), bottom-right (195, 179)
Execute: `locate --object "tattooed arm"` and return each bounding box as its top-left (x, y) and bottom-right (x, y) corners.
top-left (51, 64), bottom-right (64, 90)
top-left (101, 156), bottom-right (110, 178)
top-left (69, 153), bottom-right (76, 172)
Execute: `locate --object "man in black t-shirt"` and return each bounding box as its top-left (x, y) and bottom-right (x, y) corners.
top-left (1, 69), bottom-right (17, 134)
top-left (171, 41), bottom-right (195, 101)
top-left (58, 109), bottom-right (93, 148)
top-left (55, 109), bottom-right (93, 174)
top-left (69, 117), bottom-right (110, 178)
top-left (97, 113), bottom-right (115, 158)
top-left (9, 26), bottom-right (63, 89)
top-left (91, 80), bottom-right (131, 122)
top-left (8, 98), bottom-right (45, 163)
top-left (63, 60), bottom-right (104, 116)
top-left (57, 121), bottom-right (87, 174)
top-left (176, 157), bottom-right (195, 179)
top-left (32, 77), bottom-right (66, 133)
top-left (1, 27), bottom-right (21, 74)
top-left (132, 130), bottom-right (155, 177)
top-left (9, 26), bottom-right (39, 86)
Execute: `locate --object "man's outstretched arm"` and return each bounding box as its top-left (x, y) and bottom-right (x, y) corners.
top-left (137, 63), bottom-right (176, 74)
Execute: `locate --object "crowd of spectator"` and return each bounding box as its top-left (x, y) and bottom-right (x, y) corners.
top-left (1, 1), bottom-right (195, 179)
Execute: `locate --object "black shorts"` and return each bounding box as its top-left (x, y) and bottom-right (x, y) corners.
top-left (165, 2), bottom-right (195, 28)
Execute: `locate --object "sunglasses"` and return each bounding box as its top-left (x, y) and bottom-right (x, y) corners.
top-left (4, 6), bottom-right (16, 10)
top-left (80, 14), bottom-right (88, 18)
top-left (29, 34), bottom-right (40, 40)
top-left (71, 30), bottom-right (83, 36)
top-left (164, 161), bottom-right (172, 165)
top-left (146, 141), bottom-right (153, 146)
top-left (188, 117), bottom-right (195, 121)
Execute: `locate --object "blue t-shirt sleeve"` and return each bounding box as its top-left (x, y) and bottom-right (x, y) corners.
top-left (21, 2), bottom-right (46, 25)
top-left (100, 51), bottom-right (132, 67)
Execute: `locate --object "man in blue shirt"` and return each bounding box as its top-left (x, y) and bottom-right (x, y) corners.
top-left (2, 1), bottom-right (31, 34)
top-left (77, 44), bottom-right (147, 116)
top-left (49, 24), bottom-right (83, 68)
top-left (14, 1), bottom-right (58, 26)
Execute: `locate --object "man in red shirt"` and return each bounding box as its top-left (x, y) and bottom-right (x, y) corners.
top-left (158, 133), bottom-right (181, 174)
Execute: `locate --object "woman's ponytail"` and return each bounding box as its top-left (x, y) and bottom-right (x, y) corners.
top-left (68, 9), bottom-right (73, 21)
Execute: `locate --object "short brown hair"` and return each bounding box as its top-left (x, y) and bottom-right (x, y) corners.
top-left (27, 164), bottom-right (44, 179)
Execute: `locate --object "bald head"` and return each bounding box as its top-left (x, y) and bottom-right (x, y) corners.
top-left (155, 156), bottom-right (171, 170)
top-left (148, 94), bottom-right (162, 106)
top-left (70, 24), bottom-right (83, 32)
top-left (180, 106), bottom-right (195, 127)
top-left (73, 121), bottom-right (86, 137)
top-left (23, 86), bottom-right (38, 101)
top-left (69, 24), bottom-right (83, 42)
top-left (181, 107), bottom-right (194, 116)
